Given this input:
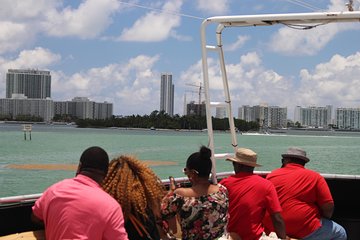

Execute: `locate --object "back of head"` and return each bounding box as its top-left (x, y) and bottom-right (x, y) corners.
top-left (79, 146), bottom-right (109, 175)
top-left (102, 155), bottom-right (165, 220)
top-left (186, 146), bottom-right (212, 178)
top-left (281, 146), bottom-right (309, 166)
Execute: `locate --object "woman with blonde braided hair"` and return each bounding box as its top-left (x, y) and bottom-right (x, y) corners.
top-left (102, 155), bottom-right (166, 240)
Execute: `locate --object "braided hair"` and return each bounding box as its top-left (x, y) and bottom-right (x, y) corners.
top-left (102, 155), bottom-right (166, 221)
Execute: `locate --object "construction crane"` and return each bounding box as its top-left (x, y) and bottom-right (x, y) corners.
top-left (186, 82), bottom-right (203, 106)
top-left (185, 82), bottom-right (205, 116)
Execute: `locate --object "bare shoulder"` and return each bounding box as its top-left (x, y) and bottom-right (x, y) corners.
top-left (173, 187), bottom-right (189, 196)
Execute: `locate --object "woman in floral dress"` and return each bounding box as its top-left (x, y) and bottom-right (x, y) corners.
top-left (161, 146), bottom-right (229, 240)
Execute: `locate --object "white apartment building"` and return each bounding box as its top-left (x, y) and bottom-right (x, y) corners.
top-left (294, 105), bottom-right (332, 128)
top-left (336, 108), bottom-right (360, 130)
top-left (238, 104), bottom-right (287, 128)
top-left (0, 95), bottom-right (54, 122)
top-left (54, 97), bottom-right (113, 120)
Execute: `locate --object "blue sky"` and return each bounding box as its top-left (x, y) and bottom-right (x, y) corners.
top-left (0, 0), bottom-right (359, 119)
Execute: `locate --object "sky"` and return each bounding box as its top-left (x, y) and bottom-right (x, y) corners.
top-left (0, 0), bottom-right (359, 119)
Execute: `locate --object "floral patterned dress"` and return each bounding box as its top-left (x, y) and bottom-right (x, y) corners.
top-left (161, 184), bottom-right (228, 240)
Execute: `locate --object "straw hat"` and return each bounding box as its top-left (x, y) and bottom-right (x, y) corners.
top-left (226, 148), bottom-right (262, 167)
top-left (282, 147), bottom-right (310, 163)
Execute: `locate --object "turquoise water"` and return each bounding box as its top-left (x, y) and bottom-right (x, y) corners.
top-left (1, 124), bottom-right (360, 198)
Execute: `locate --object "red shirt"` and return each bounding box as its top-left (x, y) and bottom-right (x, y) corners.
top-left (32, 174), bottom-right (128, 240)
top-left (265, 163), bottom-right (333, 238)
top-left (220, 172), bottom-right (282, 240)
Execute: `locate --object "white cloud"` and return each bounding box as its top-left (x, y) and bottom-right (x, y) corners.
top-left (52, 55), bottom-right (161, 115)
top-left (269, 0), bottom-right (360, 56)
top-left (224, 35), bottom-right (250, 51)
top-left (119, 0), bottom-right (183, 42)
top-left (195, 0), bottom-right (230, 15)
top-left (44, 0), bottom-right (120, 38)
top-left (0, 47), bottom-right (61, 73)
top-left (180, 52), bottom-right (291, 110)
top-left (298, 52), bottom-right (360, 108)
top-left (0, 0), bottom-right (57, 21)
top-left (0, 22), bottom-right (35, 54)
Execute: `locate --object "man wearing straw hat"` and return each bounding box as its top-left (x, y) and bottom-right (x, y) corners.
top-left (220, 148), bottom-right (287, 240)
top-left (264, 147), bottom-right (347, 240)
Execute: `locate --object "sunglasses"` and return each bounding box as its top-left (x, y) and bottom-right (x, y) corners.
top-left (182, 167), bottom-right (199, 175)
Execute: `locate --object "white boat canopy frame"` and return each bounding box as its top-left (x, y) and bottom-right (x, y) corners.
top-left (200, 11), bottom-right (360, 183)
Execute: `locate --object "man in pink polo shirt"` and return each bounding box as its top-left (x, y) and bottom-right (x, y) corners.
top-left (220, 148), bottom-right (287, 240)
top-left (32, 146), bottom-right (128, 240)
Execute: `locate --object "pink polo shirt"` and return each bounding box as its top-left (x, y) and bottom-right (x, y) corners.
top-left (32, 174), bottom-right (128, 240)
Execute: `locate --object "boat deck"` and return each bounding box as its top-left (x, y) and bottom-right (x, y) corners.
top-left (0, 172), bottom-right (359, 239)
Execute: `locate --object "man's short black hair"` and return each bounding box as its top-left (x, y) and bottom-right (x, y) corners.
top-left (79, 146), bottom-right (109, 174)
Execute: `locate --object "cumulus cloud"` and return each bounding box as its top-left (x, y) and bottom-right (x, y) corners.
top-left (195, 0), bottom-right (230, 15)
top-left (0, 47), bottom-right (61, 73)
top-left (44, 0), bottom-right (120, 38)
top-left (119, 0), bottom-right (183, 42)
top-left (0, 0), bottom-right (57, 21)
top-left (269, 0), bottom-right (360, 56)
top-left (224, 35), bottom-right (250, 51)
top-left (180, 52), bottom-right (291, 110)
top-left (297, 52), bottom-right (360, 108)
top-left (51, 55), bottom-right (160, 115)
top-left (0, 22), bottom-right (35, 54)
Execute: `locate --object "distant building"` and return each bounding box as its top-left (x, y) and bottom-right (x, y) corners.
top-left (215, 106), bottom-right (226, 119)
top-left (336, 107), bottom-right (360, 130)
top-left (294, 105), bottom-right (332, 128)
top-left (238, 104), bottom-right (287, 128)
top-left (238, 105), bottom-right (254, 122)
top-left (54, 97), bottom-right (113, 120)
top-left (186, 101), bottom-right (206, 116)
top-left (160, 73), bottom-right (174, 116)
top-left (2, 69), bottom-right (113, 122)
top-left (0, 95), bottom-right (54, 122)
top-left (6, 69), bottom-right (51, 99)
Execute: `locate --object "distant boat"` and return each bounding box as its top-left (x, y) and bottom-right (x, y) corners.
top-left (242, 132), bottom-right (270, 136)
top-left (150, 126), bottom-right (156, 130)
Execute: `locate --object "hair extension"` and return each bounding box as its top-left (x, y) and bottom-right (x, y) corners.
top-left (102, 155), bottom-right (166, 221)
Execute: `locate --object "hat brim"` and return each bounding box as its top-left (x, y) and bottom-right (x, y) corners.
top-left (282, 154), bottom-right (310, 163)
top-left (226, 157), bottom-right (262, 167)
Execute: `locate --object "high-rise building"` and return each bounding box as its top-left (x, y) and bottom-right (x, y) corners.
top-left (160, 73), bottom-right (174, 116)
top-left (0, 94), bottom-right (54, 122)
top-left (295, 105), bottom-right (332, 128)
top-left (336, 107), bottom-right (360, 130)
top-left (238, 104), bottom-right (287, 128)
top-left (6, 69), bottom-right (51, 99)
top-left (54, 97), bottom-right (113, 120)
top-left (215, 106), bottom-right (226, 119)
top-left (186, 101), bottom-right (206, 116)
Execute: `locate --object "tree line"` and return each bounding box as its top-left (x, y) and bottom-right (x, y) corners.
top-left (75, 110), bottom-right (259, 132)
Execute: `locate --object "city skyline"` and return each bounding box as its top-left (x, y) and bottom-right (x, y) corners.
top-left (0, 1), bottom-right (359, 116)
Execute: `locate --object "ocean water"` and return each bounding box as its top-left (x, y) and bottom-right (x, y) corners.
top-left (1, 123), bottom-right (360, 198)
